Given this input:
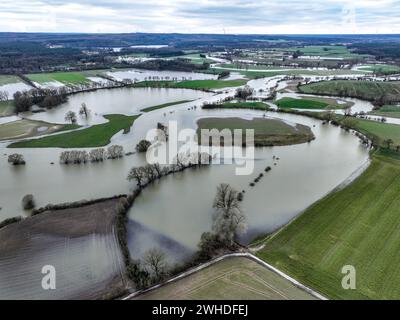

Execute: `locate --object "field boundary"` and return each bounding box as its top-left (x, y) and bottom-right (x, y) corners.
top-left (121, 253), bottom-right (328, 300)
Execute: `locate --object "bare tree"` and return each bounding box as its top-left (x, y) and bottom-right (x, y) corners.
top-left (127, 167), bottom-right (145, 187)
top-left (65, 111), bottom-right (77, 124)
top-left (143, 248), bottom-right (168, 282)
top-left (79, 103), bottom-right (90, 119)
top-left (107, 145), bottom-right (124, 159)
top-left (212, 183), bottom-right (247, 244)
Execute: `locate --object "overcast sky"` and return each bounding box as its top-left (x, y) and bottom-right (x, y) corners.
top-left (0, 0), bottom-right (399, 34)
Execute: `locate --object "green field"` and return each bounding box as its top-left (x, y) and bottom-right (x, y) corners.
top-left (140, 100), bottom-right (193, 112)
top-left (352, 119), bottom-right (400, 146)
top-left (299, 80), bottom-right (400, 102)
top-left (134, 257), bottom-right (317, 300)
top-left (256, 153), bottom-right (400, 299)
top-left (203, 102), bottom-right (269, 111)
top-left (133, 79), bottom-right (247, 90)
top-left (370, 105), bottom-right (400, 119)
top-left (8, 114), bottom-right (138, 148)
top-left (0, 119), bottom-right (79, 141)
top-left (275, 97), bottom-right (330, 110)
top-left (0, 101), bottom-right (15, 117)
top-left (0, 75), bottom-right (22, 85)
top-left (358, 64), bottom-right (400, 74)
top-left (197, 117), bottom-right (314, 147)
top-left (282, 45), bottom-right (363, 59)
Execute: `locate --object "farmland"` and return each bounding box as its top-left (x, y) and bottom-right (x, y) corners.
top-left (0, 119), bottom-right (79, 141)
top-left (256, 153), bottom-right (400, 299)
top-left (8, 114), bottom-right (138, 148)
top-left (134, 257), bottom-right (317, 300)
top-left (370, 105), bottom-right (400, 119)
top-left (196, 117), bottom-right (314, 147)
top-left (299, 80), bottom-right (400, 103)
top-left (357, 64), bottom-right (400, 74)
top-left (0, 197), bottom-right (126, 300)
top-left (0, 101), bottom-right (15, 117)
top-left (25, 70), bottom-right (109, 85)
top-left (134, 79), bottom-right (247, 90)
top-left (352, 118), bottom-right (400, 146)
top-left (0, 75), bottom-right (22, 85)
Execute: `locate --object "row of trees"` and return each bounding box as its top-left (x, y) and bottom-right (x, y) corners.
top-left (13, 87), bottom-right (68, 113)
top-left (59, 145), bottom-right (124, 164)
top-left (127, 152), bottom-right (211, 189)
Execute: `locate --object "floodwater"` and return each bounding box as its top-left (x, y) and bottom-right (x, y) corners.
top-left (107, 69), bottom-right (217, 83)
top-left (0, 82), bottom-right (33, 97)
top-left (126, 108), bottom-right (370, 259)
top-left (0, 77), bottom-right (370, 266)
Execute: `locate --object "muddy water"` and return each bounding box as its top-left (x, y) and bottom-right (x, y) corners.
top-left (126, 108), bottom-right (370, 259)
top-left (0, 82), bottom-right (370, 265)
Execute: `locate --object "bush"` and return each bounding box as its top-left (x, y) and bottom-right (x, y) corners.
top-left (22, 194), bottom-right (35, 210)
top-left (8, 153), bottom-right (25, 165)
top-left (135, 140), bottom-right (151, 153)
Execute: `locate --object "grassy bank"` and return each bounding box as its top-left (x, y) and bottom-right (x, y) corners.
top-left (140, 100), bottom-right (193, 112)
top-left (256, 153), bottom-right (400, 299)
top-left (132, 79), bottom-right (247, 90)
top-left (197, 117), bottom-right (314, 147)
top-left (299, 80), bottom-right (400, 103)
top-left (8, 114), bottom-right (138, 148)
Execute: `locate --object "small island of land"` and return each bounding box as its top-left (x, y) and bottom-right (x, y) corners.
top-left (196, 117), bottom-right (315, 147)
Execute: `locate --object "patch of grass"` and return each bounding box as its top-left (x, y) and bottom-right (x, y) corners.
top-left (140, 100), bottom-right (193, 112)
top-left (256, 154), bottom-right (400, 299)
top-left (135, 257), bottom-right (317, 300)
top-left (352, 118), bottom-right (400, 146)
top-left (0, 100), bottom-right (15, 117)
top-left (197, 117), bottom-right (314, 147)
top-left (369, 105), bottom-right (400, 119)
top-left (299, 80), bottom-right (400, 102)
top-left (275, 97), bottom-right (330, 110)
top-left (358, 64), bottom-right (400, 74)
top-left (8, 114), bottom-right (138, 148)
